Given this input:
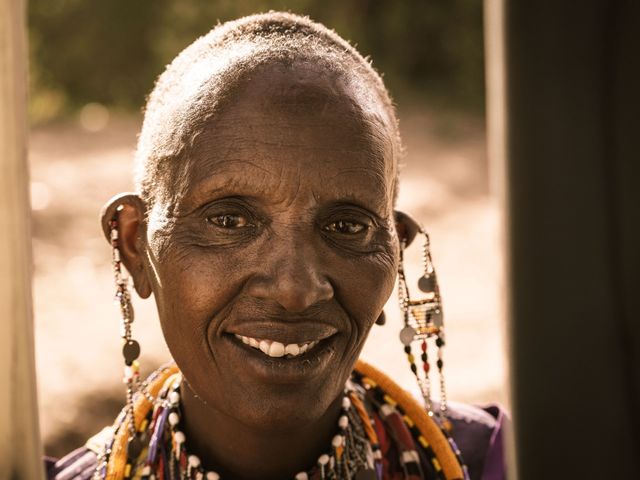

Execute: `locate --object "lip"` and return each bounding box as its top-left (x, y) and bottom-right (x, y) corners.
top-left (224, 321), bottom-right (339, 345)
top-left (218, 331), bottom-right (340, 385)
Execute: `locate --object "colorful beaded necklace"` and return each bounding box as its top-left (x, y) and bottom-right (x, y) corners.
top-left (94, 368), bottom-right (380, 479)
top-left (145, 376), bottom-right (377, 479)
top-left (93, 361), bottom-right (468, 480)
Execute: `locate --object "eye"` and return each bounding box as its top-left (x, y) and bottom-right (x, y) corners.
top-left (207, 214), bottom-right (251, 229)
top-left (324, 220), bottom-right (367, 234)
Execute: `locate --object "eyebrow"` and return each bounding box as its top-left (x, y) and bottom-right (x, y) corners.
top-left (180, 173), bottom-right (268, 214)
top-left (179, 168), bottom-right (389, 217)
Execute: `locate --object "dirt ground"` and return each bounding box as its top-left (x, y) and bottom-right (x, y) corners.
top-left (30, 105), bottom-right (508, 457)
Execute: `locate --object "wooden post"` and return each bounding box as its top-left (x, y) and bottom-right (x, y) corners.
top-left (0, 0), bottom-right (45, 478)
top-left (483, 1), bottom-right (518, 478)
top-left (492, 1), bottom-right (640, 478)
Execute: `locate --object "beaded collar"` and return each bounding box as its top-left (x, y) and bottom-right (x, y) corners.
top-left (141, 375), bottom-right (376, 479)
top-left (92, 360), bottom-right (468, 480)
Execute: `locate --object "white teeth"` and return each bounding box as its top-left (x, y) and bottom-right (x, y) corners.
top-left (233, 334), bottom-right (320, 358)
top-left (269, 342), bottom-right (285, 357)
top-left (285, 344), bottom-right (300, 356)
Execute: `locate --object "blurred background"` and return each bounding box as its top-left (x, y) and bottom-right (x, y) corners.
top-left (29, 0), bottom-right (506, 457)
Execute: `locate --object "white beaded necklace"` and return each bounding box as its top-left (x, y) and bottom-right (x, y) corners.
top-left (133, 374), bottom-right (378, 480)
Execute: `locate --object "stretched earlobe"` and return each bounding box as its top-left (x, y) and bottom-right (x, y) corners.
top-left (394, 210), bottom-right (421, 247)
top-left (100, 193), bottom-right (152, 298)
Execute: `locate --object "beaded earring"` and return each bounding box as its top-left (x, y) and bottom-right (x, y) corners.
top-left (109, 206), bottom-right (145, 463)
top-left (397, 229), bottom-right (450, 430)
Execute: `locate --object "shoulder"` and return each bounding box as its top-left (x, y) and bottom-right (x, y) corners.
top-left (44, 426), bottom-right (112, 480)
top-left (353, 360), bottom-right (508, 480)
top-left (446, 401), bottom-right (508, 480)
top-left (45, 447), bottom-right (97, 480)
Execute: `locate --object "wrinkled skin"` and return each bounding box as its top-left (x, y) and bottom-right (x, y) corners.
top-left (102, 61), bottom-right (419, 479)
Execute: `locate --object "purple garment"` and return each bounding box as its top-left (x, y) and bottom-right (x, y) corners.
top-left (45, 403), bottom-right (508, 480)
top-left (446, 402), bottom-right (508, 480)
top-left (45, 447), bottom-right (97, 480)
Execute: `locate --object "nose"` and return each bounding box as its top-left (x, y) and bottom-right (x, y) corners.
top-left (245, 239), bottom-right (334, 313)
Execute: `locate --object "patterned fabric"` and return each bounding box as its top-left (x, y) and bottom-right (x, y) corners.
top-left (45, 370), bottom-right (507, 480)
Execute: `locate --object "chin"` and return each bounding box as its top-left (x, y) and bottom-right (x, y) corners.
top-left (200, 334), bottom-right (355, 432)
top-left (231, 384), bottom-right (337, 432)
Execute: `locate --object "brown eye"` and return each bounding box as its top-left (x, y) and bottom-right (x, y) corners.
top-left (325, 220), bottom-right (367, 234)
top-left (208, 214), bottom-right (250, 229)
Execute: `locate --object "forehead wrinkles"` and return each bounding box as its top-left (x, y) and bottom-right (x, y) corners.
top-left (246, 61), bottom-right (396, 198)
top-left (154, 59), bottom-right (397, 212)
top-left (182, 125), bottom-right (390, 212)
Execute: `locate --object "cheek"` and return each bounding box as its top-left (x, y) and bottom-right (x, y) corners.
top-left (335, 250), bottom-right (398, 346)
top-left (148, 241), bottom-right (245, 360)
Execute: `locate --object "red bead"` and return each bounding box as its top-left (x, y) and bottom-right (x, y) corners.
top-left (421, 340), bottom-right (427, 352)
top-left (157, 456), bottom-right (165, 480)
top-left (423, 362), bottom-right (430, 372)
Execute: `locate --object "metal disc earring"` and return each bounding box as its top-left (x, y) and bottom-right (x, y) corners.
top-left (110, 206), bottom-right (144, 464)
top-left (397, 229), bottom-right (450, 429)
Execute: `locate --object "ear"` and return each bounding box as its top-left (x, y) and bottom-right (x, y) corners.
top-left (100, 193), bottom-right (152, 298)
top-left (394, 210), bottom-right (421, 247)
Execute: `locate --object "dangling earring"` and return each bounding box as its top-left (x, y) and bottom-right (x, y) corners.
top-left (397, 229), bottom-right (450, 430)
top-left (110, 206), bottom-right (144, 462)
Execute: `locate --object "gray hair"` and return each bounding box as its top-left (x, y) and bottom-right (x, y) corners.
top-left (135, 11), bottom-right (402, 207)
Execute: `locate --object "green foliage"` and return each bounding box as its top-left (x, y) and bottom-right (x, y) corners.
top-left (29, 0), bottom-right (484, 122)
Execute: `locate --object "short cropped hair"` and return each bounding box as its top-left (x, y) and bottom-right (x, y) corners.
top-left (135, 11), bottom-right (402, 207)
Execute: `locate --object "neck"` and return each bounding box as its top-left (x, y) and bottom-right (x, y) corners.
top-left (180, 381), bottom-right (343, 480)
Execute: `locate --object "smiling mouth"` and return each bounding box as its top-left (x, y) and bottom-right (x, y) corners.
top-left (233, 334), bottom-right (320, 358)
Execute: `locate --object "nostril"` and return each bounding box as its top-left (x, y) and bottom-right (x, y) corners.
top-left (273, 277), bottom-right (333, 313)
top-left (245, 269), bottom-right (334, 313)
top-left (289, 278), bottom-right (333, 313)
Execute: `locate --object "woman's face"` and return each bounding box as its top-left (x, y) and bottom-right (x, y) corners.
top-left (143, 62), bottom-right (399, 430)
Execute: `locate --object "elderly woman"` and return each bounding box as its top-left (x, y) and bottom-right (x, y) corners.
top-left (46, 12), bottom-right (505, 480)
